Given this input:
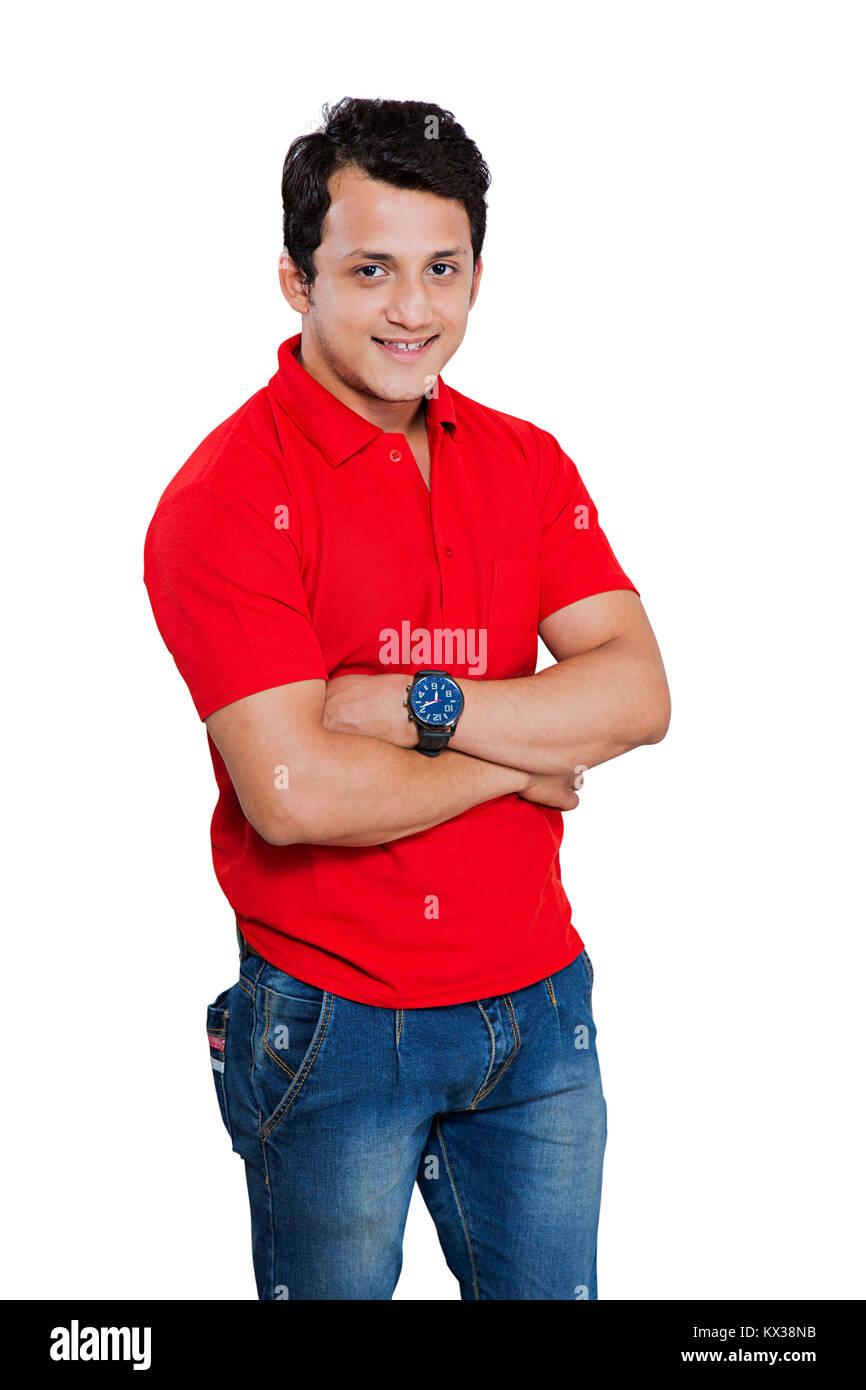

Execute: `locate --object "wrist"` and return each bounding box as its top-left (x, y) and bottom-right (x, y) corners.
top-left (392, 672), bottom-right (419, 747)
top-left (460, 749), bottom-right (529, 795)
top-left (403, 669), bottom-right (465, 755)
top-left (499, 761), bottom-right (531, 798)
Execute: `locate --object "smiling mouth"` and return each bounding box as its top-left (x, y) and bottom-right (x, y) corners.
top-left (372, 335), bottom-right (437, 356)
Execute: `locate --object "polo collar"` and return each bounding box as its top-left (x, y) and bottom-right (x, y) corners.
top-left (268, 332), bottom-right (459, 468)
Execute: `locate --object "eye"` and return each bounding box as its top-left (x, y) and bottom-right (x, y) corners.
top-left (355, 262), bottom-right (458, 280)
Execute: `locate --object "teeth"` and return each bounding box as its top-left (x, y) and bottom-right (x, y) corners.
top-left (379, 339), bottom-right (428, 352)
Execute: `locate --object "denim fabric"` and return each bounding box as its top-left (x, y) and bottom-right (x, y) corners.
top-left (205, 937), bottom-right (606, 1300)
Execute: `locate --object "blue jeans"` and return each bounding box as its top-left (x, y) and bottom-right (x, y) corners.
top-left (206, 934), bottom-right (606, 1300)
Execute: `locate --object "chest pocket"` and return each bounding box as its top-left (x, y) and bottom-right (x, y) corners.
top-left (486, 552), bottom-right (541, 678)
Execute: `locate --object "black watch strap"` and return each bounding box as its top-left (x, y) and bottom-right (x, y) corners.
top-left (415, 726), bottom-right (453, 756)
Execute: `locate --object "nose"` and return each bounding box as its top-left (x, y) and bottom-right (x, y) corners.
top-left (384, 277), bottom-right (435, 333)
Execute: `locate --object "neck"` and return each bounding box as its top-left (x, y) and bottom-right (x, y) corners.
top-left (296, 335), bottom-right (428, 437)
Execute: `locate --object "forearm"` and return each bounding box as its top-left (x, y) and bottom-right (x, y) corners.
top-left (275, 729), bottom-right (528, 847)
top-left (450, 637), bottom-right (671, 775)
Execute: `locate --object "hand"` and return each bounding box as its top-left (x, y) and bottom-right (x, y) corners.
top-left (321, 672), bottom-right (418, 748)
top-left (518, 763), bottom-right (587, 812)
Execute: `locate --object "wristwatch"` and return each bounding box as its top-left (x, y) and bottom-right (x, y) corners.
top-left (404, 669), bottom-right (465, 756)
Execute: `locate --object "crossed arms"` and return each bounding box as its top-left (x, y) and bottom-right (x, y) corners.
top-left (204, 589), bottom-right (670, 850)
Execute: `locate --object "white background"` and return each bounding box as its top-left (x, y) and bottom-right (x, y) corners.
top-left (2, 0), bottom-right (863, 1300)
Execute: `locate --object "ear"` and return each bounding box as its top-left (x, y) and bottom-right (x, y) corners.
top-left (468, 255), bottom-right (483, 311)
top-left (279, 248), bottom-right (311, 313)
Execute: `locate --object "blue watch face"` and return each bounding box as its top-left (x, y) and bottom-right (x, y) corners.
top-left (409, 674), bottom-right (464, 727)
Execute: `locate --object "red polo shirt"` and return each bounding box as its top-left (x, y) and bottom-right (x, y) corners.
top-left (143, 333), bottom-right (638, 1006)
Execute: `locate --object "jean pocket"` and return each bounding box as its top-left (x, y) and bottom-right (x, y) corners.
top-left (253, 975), bottom-right (335, 1141)
top-left (206, 988), bottom-right (234, 1140)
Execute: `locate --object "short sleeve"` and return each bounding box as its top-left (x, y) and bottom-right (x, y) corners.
top-left (143, 481), bottom-right (328, 721)
top-left (531, 427), bottom-right (639, 624)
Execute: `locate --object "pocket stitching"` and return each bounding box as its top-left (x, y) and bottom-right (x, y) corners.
top-left (263, 987), bottom-right (298, 1080)
top-left (487, 557), bottom-right (498, 627)
top-left (260, 992), bottom-right (335, 1141)
top-left (489, 554), bottom-right (541, 624)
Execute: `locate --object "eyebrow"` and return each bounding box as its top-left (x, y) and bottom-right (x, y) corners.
top-left (341, 246), bottom-right (469, 262)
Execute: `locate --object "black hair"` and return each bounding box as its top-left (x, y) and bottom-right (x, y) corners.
top-left (281, 96), bottom-right (491, 289)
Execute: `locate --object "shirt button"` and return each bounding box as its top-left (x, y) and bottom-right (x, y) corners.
top-left (389, 448), bottom-right (402, 462)
top-left (444, 546), bottom-right (454, 558)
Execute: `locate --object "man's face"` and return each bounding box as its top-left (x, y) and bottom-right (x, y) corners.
top-left (282, 164), bottom-right (482, 405)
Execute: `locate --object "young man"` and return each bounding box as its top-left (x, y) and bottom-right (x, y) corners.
top-left (143, 96), bottom-right (670, 1301)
